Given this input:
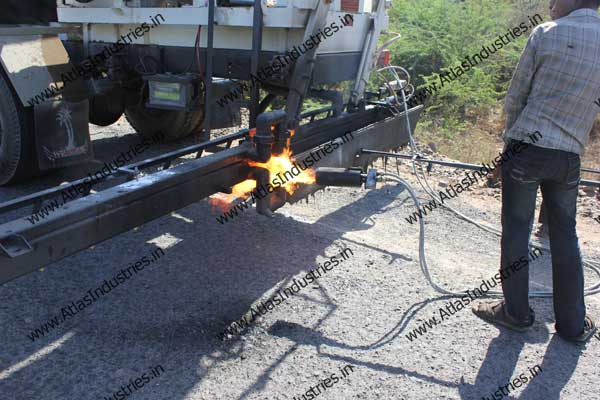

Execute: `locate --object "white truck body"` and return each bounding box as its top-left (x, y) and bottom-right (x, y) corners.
top-left (56, 0), bottom-right (386, 54)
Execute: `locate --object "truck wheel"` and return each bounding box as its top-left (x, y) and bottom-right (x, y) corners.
top-left (89, 91), bottom-right (125, 127)
top-left (0, 71), bottom-right (37, 186)
top-left (124, 104), bottom-right (205, 141)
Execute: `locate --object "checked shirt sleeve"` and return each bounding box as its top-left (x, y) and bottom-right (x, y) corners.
top-left (504, 29), bottom-right (541, 133)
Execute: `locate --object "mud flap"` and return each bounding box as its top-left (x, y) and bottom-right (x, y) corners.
top-left (34, 99), bottom-right (93, 170)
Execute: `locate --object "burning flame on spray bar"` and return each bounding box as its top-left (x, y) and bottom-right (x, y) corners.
top-left (209, 148), bottom-right (316, 212)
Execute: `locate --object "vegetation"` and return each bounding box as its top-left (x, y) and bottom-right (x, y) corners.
top-left (380, 0), bottom-right (598, 173)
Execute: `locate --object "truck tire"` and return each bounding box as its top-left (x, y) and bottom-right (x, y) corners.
top-left (0, 70), bottom-right (37, 186)
top-left (124, 104), bottom-right (205, 141)
top-left (89, 91), bottom-right (125, 127)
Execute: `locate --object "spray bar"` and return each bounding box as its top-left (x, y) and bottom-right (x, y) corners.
top-left (360, 149), bottom-right (600, 188)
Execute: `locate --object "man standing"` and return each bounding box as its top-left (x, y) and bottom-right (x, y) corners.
top-left (473, 0), bottom-right (600, 342)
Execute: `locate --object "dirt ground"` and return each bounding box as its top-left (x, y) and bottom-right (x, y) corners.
top-left (0, 118), bottom-right (599, 400)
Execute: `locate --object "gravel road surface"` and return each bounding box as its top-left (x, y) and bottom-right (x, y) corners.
top-left (0, 119), bottom-right (599, 400)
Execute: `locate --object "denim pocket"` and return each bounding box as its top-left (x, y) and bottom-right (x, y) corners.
top-left (507, 146), bottom-right (548, 184)
top-left (565, 154), bottom-right (581, 187)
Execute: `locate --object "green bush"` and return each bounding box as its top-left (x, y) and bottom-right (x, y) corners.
top-left (382, 0), bottom-right (548, 132)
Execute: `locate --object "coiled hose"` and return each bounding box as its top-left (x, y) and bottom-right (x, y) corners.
top-left (372, 65), bottom-right (600, 297)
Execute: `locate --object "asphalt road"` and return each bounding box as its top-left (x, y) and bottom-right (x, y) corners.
top-left (0, 120), bottom-right (599, 400)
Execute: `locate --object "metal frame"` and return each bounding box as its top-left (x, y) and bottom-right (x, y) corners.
top-left (248, 0), bottom-right (263, 128)
top-left (350, 0), bottom-right (388, 107)
top-left (0, 130), bottom-right (247, 215)
top-left (284, 0), bottom-right (332, 130)
top-left (63, 42), bottom-right (363, 85)
top-left (0, 24), bottom-right (80, 36)
top-left (203, 0), bottom-right (216, 135)
top-left (0, 0), bottom-right (411, 285)
top-left (0, 104), bottom-right (422, 284)
top-left (360, 150), bottom-right (600, 188)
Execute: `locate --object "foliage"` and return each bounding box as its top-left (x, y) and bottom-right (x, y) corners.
top-left (382, 0), bottom-right (550, 132)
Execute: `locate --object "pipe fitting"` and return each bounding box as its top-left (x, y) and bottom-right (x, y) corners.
top-left (251, 110), bottom-right (287, 162)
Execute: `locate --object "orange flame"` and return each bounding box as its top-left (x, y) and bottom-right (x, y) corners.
top-left (208, 179), bottom-right (256, 213)
top-left (209, 148), bottom-right (315, 212)
top-left (249, 148), bottom-right (315, 191)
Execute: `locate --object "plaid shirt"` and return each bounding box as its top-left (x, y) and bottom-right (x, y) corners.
top-left (504, 8), bottom-right (600, 155)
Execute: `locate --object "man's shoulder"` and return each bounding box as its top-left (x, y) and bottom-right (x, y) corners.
top-left (543, 11), bottom-right (600, 33)
top-left (529, 16), bottom-right (599, 41)
top-left (536, 21), bottom-right (558, 31)
top-left (531, 21), bottom-right (557, 36)
top-left (521, 22), bottom-right (555, 47)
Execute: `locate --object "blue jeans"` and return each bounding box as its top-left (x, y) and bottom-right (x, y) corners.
top-left (501, 141), bottom-right (585, 337)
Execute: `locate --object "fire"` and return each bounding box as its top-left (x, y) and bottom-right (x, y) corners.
top-left (248, 148), bottom-right (315, 190)
top-left (209, 148), bottom-right (315, 212)
top-left (208, 179), bottom-right (256, 213)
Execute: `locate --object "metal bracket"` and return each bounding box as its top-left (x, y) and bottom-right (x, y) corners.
top-left (0, 235), bottom-right (33, 259)
top-left (365, 169), bottom-right (377, 189)
top-left (350, 0), bottom-right (388, 106)
top-left (284, 0), bottom-right (332, 130)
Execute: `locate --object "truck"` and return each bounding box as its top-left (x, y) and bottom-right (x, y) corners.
top-left (0, 0), bottom-right (422, 283)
